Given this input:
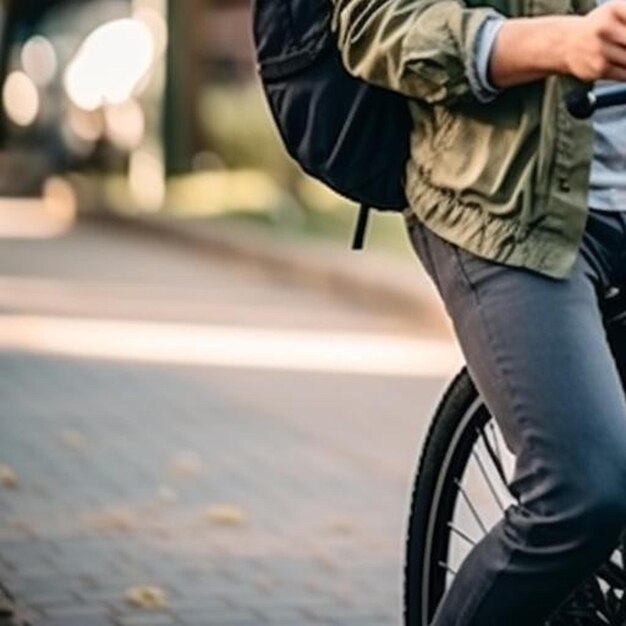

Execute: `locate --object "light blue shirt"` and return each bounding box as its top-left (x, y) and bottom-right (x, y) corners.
top-left (471, 10), bottom-right (626, 211)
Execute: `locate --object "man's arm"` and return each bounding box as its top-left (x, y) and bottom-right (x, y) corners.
top-left (332, 0), bottom-right (626, 108)
top-left (330, 0), bottom-right (503, 105)
top-left (488, 2), bottom-right (626, 87)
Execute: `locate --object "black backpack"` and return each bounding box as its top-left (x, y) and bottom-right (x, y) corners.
top-left (251, 0), bottom-right (413, 249)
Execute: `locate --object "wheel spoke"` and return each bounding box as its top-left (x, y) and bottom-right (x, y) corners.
top-left (476, 423), bottom-right (510, 496)
top-left (437, 560), bottom-right (457, 576)
top-left (447, 521), bottom-right (477, 547)
top-left (454, 477), bottom-right (488, 535)
top-left (596, 560), bottom-right (626, 590)
top-left (471, 447), bottom-right (506, 512)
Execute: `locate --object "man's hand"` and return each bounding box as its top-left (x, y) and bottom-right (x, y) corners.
top-left (564, 1), bottom-right (626, 82)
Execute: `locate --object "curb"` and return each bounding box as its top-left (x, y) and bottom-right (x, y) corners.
top-left (86, 211), bottom-right (452, 337)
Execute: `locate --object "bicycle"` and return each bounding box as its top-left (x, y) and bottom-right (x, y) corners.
top-left (403, 84), bottom-right (626, 626)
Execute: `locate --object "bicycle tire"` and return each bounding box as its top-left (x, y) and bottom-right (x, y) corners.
top-left (403, 365), bottom-right (487, 626)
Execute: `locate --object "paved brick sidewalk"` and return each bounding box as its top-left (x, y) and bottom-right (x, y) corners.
top-left (0, 220), bottom-right (456, 625)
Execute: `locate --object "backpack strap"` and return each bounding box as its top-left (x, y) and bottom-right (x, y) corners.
top-left (351, 203), bottom-right (370, 250)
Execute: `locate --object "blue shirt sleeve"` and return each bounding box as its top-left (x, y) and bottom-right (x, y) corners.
top-left (467, 14), bottom-right (507, 103)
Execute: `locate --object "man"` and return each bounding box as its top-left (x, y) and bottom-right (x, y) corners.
top-left (332, 0), bottom-right (626, 623)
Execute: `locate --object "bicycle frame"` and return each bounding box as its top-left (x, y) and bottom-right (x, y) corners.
top-left (567, 84), bottom-right (626, 381)
top-left (602, 285), bottom-right (626, 388)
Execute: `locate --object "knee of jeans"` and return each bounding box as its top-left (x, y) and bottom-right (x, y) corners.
top-left (567, 469), bottom-right (626, 535)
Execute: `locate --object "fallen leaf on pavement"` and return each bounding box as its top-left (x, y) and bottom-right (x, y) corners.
top-left (168, 451), bottom-right (205, 479)
top-left (204, 504), bottom-right (248, 527)
top-left (124, 585), bottom-right (168, 610)
top-left (0, 464), bottom-right (18, 489)
top-left (60, 430), bottom-right (89, 450)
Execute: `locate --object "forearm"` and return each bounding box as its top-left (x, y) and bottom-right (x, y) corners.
top-left (490, 2), bottom-right (626, 89)
top-left (489, 16), bottom-right (577, 88)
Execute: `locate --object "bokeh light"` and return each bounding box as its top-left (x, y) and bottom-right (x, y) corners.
top-left (2, 71), bottom-right (40, 127)
top-left (64, 18), bottom-right (155, 111)
top-left (21, 36), bottom-right (58, 87)
top-left (129, 148), bottom-right (165, 211)
top-left (104, 100), bottom-right (145, 150)
top-left (67, 106), bottom-right (104, 143)
top-left (42, 177), bottom-right (78, 223)
top-left (133, 6), bottom-right (168, 57)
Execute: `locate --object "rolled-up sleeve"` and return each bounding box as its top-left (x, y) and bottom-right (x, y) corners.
top-left (331, 0), bottom-right (506, 106)
top-left (468, 14), bottom-right (507, 102)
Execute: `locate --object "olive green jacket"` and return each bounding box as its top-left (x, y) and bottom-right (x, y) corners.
top-left (331, 0), bottom-right (596, 279)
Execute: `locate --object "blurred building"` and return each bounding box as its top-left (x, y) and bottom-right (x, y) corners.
top-left (203, 0), bottom-right (255, 82)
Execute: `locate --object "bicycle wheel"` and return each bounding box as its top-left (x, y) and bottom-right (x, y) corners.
top-left (404, 366), bottom-right (626, 626)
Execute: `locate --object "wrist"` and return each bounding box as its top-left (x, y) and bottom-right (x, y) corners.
top-left (490, 15), bottom-right (583, 88)
top-left (551, 16), bottom-right (585, 76)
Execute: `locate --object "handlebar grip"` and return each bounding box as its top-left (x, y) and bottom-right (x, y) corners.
top-left (566, 84), bottom-right (626, 118)
top-left (565, 87), bottom-right (595, 119)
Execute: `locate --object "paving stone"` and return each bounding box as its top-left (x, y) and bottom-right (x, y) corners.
top-left (41, 607), bottom-right (113, 626)
top-left (114, 612), bottom-right (178, 626)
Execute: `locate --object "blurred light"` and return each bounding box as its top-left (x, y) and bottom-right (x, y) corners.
top-left (133, 6), bottom-right (167, 56)
top-left (0, 316), bottom-right (463, 376)
top-left (43, 177), bottom-right (77, 223)
top-left (2, 71), bottom-right (39, 127)
top-left (68, 106), bottom-right (104, 143)
top-left (129, 149), bottom-right (165, 211)
top-left (0, 197), bottom-right (74, 239)
top-left (21, 36), bottom-right (57, 87)
top-left (61, 121), bottom-right (97, 157)
top-left (64, 19), bottom-right (155, 111)
top-left (104, 100), bottom-right (145, 151)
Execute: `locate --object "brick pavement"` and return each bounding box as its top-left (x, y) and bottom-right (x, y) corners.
top-left (0, 220), bottom-right (455, 625)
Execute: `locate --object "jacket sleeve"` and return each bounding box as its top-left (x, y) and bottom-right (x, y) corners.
top-left (330, 0), bottom-right (505, 106)
top-left (470, 14), bottom-right (507, 102)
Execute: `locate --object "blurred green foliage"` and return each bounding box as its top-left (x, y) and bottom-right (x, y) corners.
top-left (199, 82), bottom-right (301, 192)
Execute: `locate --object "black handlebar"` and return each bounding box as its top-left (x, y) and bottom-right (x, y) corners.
top-left (566, 84), bottom-right (626, 119)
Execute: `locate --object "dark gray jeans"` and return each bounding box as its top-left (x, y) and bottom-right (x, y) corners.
top-left (404, 208), bottom-right (626, 625)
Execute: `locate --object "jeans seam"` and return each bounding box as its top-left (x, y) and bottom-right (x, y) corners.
top-left (445, 247), bottom-right (544, 624)
top-left (450, 245), bottom-right (477, 293)
top-left (451, 247), bottom-right (541, 509)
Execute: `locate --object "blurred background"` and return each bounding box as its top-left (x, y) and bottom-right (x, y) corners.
top-left (0, 2), bottom-right (462, 625)
top-left (0, 0), bottom-right (404, 239)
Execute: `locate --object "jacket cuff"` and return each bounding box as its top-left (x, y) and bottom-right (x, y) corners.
top-left (466, 14), bottom-right (507, 103)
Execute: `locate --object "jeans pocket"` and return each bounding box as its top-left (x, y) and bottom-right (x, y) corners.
top-left (450, 240), bottom-right (512, 294)
top-left (450, 244), bottom-right (479, 293)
